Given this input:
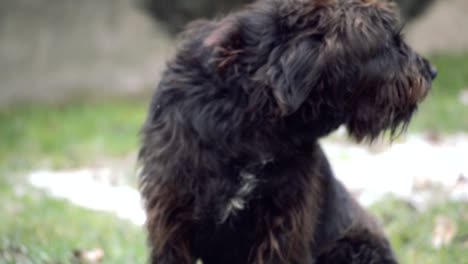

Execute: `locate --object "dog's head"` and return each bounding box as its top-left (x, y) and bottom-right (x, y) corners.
top-left (203, 0), bottom-right (436, 141)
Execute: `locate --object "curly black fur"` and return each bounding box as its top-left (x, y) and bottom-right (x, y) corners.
top-left (138, 0), bottom-right (436, 263)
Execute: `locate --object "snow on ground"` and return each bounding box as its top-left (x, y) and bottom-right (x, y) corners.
top-left (29, 168), bottom-right (145, 225)
top-left (28, 133), bottom-right (468, 225)
top-left (323, 133), bottom-right (468, 207)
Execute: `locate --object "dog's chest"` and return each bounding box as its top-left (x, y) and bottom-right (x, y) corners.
top-left (218, 155), bottom-right (276, 223)
top-left (219, 169), bottom-right (259, 223)
top-left (194, 206), bottom-right (257, 263)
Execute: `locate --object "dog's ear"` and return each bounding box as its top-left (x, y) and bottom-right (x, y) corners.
top-left (263, 38), bottom-right (323, 116)
top-left (203, 17), bottom-right (241, 48)
top-left (202, 18), bottom-right (245, 69)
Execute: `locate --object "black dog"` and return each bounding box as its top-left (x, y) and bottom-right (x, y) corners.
top-left (138, 0), bottom-right (437, 263)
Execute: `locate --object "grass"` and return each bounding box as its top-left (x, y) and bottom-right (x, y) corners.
top-left (0, 97), bottom-right (148, 169)
top-left (1, 178), bottom-right (466, 264)
top-left (0, 53), bottom-right (467, 166)
top-left (410, 53), bottom-right (468, 132)
top-left (0, 98), bottom-right (149, 263)
top-left (0, 52), bottom-right (467, 263)
top-left (370, 197), bottom-right (468, 264)
top-left (0, 176), bottom-right (147, 264)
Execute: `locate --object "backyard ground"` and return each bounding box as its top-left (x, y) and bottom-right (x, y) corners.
top-left (0, 53), bottom-right (467, 263)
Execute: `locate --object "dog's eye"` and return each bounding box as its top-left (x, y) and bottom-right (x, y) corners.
top-left (310, 33), bottom-right (325, 42)
top-left (393, 25), bottom-right (405, 45)
top-left (393, 34), bottom-right (402, 46)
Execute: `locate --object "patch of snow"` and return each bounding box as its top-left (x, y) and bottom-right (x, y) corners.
top-left (29, 169), bottom-right (145, 225)
top-left (323, 134), bottom-right (468, 207)
top-left (28, 134), bottom-right (468, 224)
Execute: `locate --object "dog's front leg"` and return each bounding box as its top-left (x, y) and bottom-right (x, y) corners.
top-left (144, 184), bottom-right (196, 264)
top-left (250, 198), bottom-right (316, 264)
top-left (146, 214), bottom-right (195, 264)
top-left (149, 245), bottom-right (194, 264)
top-left (315, 230), bottom-right (398, 264)
top-left (252, 223), bottom-right (314, 264)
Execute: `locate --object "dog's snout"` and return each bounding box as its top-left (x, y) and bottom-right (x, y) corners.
top-left (429, 65), bottom-right (438, 80)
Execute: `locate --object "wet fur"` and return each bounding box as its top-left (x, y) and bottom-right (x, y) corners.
top-left (138, 0), bottom-right (435, 263)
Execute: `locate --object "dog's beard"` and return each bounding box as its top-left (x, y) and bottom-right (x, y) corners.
top-left (345, 93), bottom-right (418, 142)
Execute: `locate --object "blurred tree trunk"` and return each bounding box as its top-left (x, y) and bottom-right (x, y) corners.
top-left (138, 0), bottom-right (251, 33)
top-left (395, 0), bottom-right (435, 21)
top-left (0, 0), bottom-right (173, 106)
top-left (139, 0), bottom-right (435, 34)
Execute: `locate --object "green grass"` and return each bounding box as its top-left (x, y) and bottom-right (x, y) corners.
top-left (0, 52), bottom-right (467, 263)
top-left (370, 197), bottom-right (468, 264)
top-left (0, 54), bottom-right (466, 170)
top-left (0, 98), bottom-right (150, 262)
top-left (410, 53), bottom-right (468, 132)
top-left (0, 176), bottom-right (147, 264)
top-left (0, 97), bottom-right (148, 169)
top-left (1, 177), bottom-right (466, 264)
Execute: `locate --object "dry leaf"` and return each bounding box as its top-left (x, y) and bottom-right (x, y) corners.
top-left (454, 234), bottom-right (468, 248)
top-left (424, 130), bottom-right (442, 144)
top-left (73, 248), bottom-right (104, 263)
top-left (459, 89), bottom-right (468, 105)
top-left (463, 239), bottom-right (468, 248)
top-left (432, 215), bottom-right (458, 249)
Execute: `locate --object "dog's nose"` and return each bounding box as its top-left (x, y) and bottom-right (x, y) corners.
top-left (430, 65), bottom-right (438, 80)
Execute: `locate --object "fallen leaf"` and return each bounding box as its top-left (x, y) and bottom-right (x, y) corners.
top-left (73, 248), bottom-right (104, 263)
top-left (424, 130), bottom-right (442, 144)
top-left (432, 215), bottom-right (458, 249)
top-left (412, 175), bottom-right (434, 191)
top-left (454, 234), bottom-right (468, 248)
top-left (456, 174), bottom-right (468, 185)
top-left (459, 89), bottom-right (468, 105)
